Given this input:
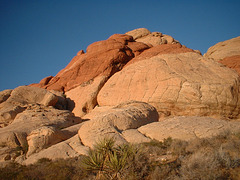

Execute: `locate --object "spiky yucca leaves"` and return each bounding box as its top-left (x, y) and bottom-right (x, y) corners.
top-left (81, 137), bottom-right (139, 180)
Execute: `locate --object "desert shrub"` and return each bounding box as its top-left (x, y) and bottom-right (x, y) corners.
top-left (81, 137), bottom-right (140, 179)
top-left (1, 131), bottom-right (240, 179)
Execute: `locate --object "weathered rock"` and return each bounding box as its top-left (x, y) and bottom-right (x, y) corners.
top-left (138, 116), bottom-right (240, 141)
top-left (6, 86), bottom-right (58, 107)
top-left (34, 29), bottom-right (182, 93)
top-left (78, 101), bottom-right (159, 148)
top-left (37, 34), bottom-right (135, 92)
top-left (126, 28), bottom-right (180, 46)
top-left (121, 129), bottom-right (151, 143)
top-left (39, 76), bottom-right (54, 86)
top-left (0, 89), bottom-right (12, 103)
top-left (204, 36), bottom-right (240, 61)
top-left (49, 90), bottom-right (68, 110)
top-left (125, 44), bottom-right (194, 66)
top-left (0, 104), bottom-right (26, 127)
top-left (0, 86), bottom-right (59, 127)
top-left (127, 41), bottom-right (151, 56)
top-left (22, 135), bottom-right (89, 165)
top-left (98, 52), bottom-right (240, 119)
top-left (219, 55), bottom-right (240, 75)
top-left (204, 36), bottom-right (240, 76)
top-left (26, 126), bottom-right (70, 157)
top-left (0, 104), bottom-right (81, 148)
top-left (65, 76), bottom-right (107, 117)
top-left (126, 28), bottom-right (151, 40)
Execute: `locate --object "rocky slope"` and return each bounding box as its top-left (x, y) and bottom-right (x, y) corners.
top-left (0, 28), bottom-right (240, 166)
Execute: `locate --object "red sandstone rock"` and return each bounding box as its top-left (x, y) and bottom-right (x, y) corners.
top-left (127, 41), bottom-right (150, 56)
top-left (219, 55), bottom-right (240, 75)
top-left (125, 43), bottom-right (194, 66)
top-left (204, 36), bottom-right (240, 77)
top-left (39, 76), bottom-right (53, 86)
top-left (36, 34), bottom-right (137, 92)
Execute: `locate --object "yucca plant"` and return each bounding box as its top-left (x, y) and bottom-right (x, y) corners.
top-left (81, 137), bottom-right (138, 180)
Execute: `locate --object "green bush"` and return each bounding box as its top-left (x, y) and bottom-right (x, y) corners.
top-left (81, 137), bottom-right (139, 179)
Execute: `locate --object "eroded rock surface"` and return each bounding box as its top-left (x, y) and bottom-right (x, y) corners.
top-left (0, 104), bottom-right (81, 148)
top-left (34, 34), bottom-right (136, 92)
top-left (78, 101), bottom-right (159, 148)
top-left (98, 52), bottom-right (240, 119)
top-left (0, 89), bottom-right (12, 104)
top-left (26, 126), bottom-right (70, 157)
top-left (219, 55), bottom-right (240, 75)
top-left (204, 36), bottom-right (240, 61)
top-left (204, 36), bottom-right (240, 75)
top-left (138, 116), bottom-right (240, 141)
top-left (1, 29), bottom-right (240, 167)
top-left (126, 28), bottom-right (180, 46)
top-left (21, 135), bottom-right (89, 165)
top-left (65, 76), bottom-right (107, 117)
top-left (0, 86), bottom-right (59, 127)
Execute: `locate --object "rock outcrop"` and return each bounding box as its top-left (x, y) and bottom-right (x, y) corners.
top-left (1, 28), bottom-right (240, 167)
top-left (0, 86), bottom-right (59, 127)
top-left (26, 126), bottom-right (70, 157)
top-left (21, 135), bottom-right (89, 165)
top-left (204, 36), bottom-right (240, 75)
top-left (32, 34), bottom-right (142, 92)
top-left (0, 104), bottom-right (81, 147)
top-left (78, 101), bottom-right (159, 148)
top-left (0, 89), bottom-right (12, 104)
top-left (65, 76), bottom-right (107, 117)
top-left (98, 52), bottom-right (240, 119)
top-left (126, 28), bottom-right (180, 46)
top-left (204, 36), bottom-right (240, 61)
top-left (138, 116), bottom-right (240, 141)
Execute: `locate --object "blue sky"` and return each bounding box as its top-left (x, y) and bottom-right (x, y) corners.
top-left (0, 0), bottom-right (240, 91)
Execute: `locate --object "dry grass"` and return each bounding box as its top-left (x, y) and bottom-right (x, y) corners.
top-left (0, 131), bottom-right (240, 180)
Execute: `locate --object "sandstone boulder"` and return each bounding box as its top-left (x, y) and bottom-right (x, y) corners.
top-left (204, 37), bottom-right (240, 76)
top-left (138, 116), bottom-right (240, 141)
top-left (37, 34), bottom-right (136, 92)
top-left (65, 76), bottom-right (107, 117)
top-left (26, 126), bottom-right (70, 157)
top-left (126, 28), bottom-right (180, 46)
top-left (0, 89), bottom-right (12, 103)
top-left (127, 41), bottom-right (151, 56)
top-left (34, 29), bottom-right (182, 93)
top-left (204, 36), bottom-right (240, 61)
top-left (121, 129), bottom-right (151, 143)
top-left (0, 105), bottom-right (25, 127)
top-left (0, 104), bottom-right (81, 148)
top-left (0, 86), bottom-right (59, 127)
top-left (219, 55), bottom-right (240, 75)
top-left (21, 135), bottom-right (89, 165)
top-left (78, 101), bottom-right (159, 148)
top-left (5, 86), bottom-right (58, 107)
top-left (98, 52), bottom-right (240, 119)
top-left (125, 28), bottom-right (151, 40)
top-left (125, 44), bottom-right (194, 66)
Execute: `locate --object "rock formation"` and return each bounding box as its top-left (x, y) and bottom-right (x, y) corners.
top-left (78, 101), bottom-right (159, 148)
top-left (138, 116), bottom-right (240, 141)
top-left (98, 52), bottom-right (240, 119)
top-left (0, 86), bottom-right (60, 127)
top-left (31, 29), bottom-right (179, 117)
top-left (0, 28), bottom-right (240, 166)
top-left (204, 36), bottom-right (240, 75)
top-left (204, 36), bottom-right (240, 61)
top-left (126, 28), bottom-right (180, 46)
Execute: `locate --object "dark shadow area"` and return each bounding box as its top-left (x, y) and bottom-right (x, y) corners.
top-left (66, 97), bottom-right (75, 112)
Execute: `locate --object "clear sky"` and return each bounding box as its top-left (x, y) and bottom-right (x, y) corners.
top-left (0, 0), bottom-right (240, 91)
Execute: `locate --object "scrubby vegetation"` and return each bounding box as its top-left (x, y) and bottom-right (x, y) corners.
top-left (1, 131), bottom-right (240, 180)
